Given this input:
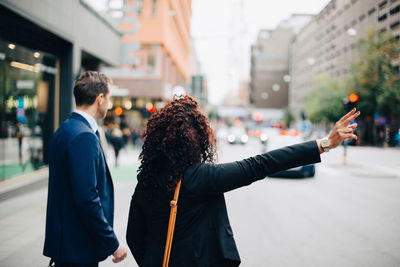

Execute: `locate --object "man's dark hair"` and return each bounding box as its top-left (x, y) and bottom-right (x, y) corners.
top-left (73, 71), bottom-right (111, 106)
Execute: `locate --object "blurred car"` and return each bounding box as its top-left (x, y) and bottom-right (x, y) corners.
top-left (267, 131), bottom-right (315, 178)
top-left (227, 126), bottom-right (248, 145)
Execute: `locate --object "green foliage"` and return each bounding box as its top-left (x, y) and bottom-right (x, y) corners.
top-left (347, 28), bottom-right (400, 118)
top-left (304, 74), bottom-right (347, 123)
top-left (283, 106), bottom-right (295, 126)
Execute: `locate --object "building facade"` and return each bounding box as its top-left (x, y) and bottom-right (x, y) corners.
top-left (98, 0), bottom-right (192, 127)
top-left (0, 0), bottom-right (121, 180)
top-left (250, 14), bottom-right (313, 109)
top-left (289, 0), bottom-right (400, 118)
top-left (101, 0), bottom-right (191, 125)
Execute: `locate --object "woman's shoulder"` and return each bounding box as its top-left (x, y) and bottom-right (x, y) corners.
top-left (182, 162), bottom-right (221, 195)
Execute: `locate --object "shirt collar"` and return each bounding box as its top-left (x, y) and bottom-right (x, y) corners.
top-left (73, 109), bottom-right (98, 133)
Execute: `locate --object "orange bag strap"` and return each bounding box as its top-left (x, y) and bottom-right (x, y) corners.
top-left (162, 178), bottom-right (182, 267)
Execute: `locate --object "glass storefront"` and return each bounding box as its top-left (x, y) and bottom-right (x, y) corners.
top-left (0, 39), bottom-right (58, 181)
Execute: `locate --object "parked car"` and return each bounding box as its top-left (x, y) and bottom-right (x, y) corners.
top-left (267, 132), bottom-right (316, 178)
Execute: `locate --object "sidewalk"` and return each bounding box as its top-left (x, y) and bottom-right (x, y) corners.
top-left (0, 145), bottom-right (141, 267)
top-left (0, 167), bottom-right (48, 202)
top-left (320, 145), bottom-right (400, 179)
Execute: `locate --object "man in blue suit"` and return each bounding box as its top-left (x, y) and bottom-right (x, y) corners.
top-left (44, 71), bottom-right (127, 266)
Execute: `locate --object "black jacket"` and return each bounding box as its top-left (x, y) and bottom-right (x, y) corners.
top-left (127, 141), bottom-right (321, 266)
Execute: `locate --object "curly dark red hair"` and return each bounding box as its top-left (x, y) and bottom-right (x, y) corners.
top-left (138, 95), bottom-right (216, 195)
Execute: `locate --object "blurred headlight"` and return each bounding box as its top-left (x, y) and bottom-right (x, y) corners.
top-left (228, 135), bottom-right (235, 143)
top-left (260, 134), bottom-right (268, 142)
top-left (241, 135), bottom-right (248, 143)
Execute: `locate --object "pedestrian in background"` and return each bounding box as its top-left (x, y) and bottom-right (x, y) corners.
top-left (110, 125), bottom-right (124, 167)
top-left (126, 95), bottom-right (359, 266)
top-left (43, 71), bottom-right (127, 266)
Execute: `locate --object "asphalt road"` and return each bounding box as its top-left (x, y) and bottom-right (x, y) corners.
top-left (0, 134), bottom-right (399, 267)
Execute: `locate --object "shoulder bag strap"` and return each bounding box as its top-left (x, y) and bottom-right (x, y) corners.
top-left (162, 178), bottom-right (182, 267)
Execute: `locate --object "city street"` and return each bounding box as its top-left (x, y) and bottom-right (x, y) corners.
top-left (0, 135), bottom-right (400, 267)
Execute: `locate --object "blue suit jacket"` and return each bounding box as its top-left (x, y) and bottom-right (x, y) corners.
top-left (43, 113), bottom-right (119, 263)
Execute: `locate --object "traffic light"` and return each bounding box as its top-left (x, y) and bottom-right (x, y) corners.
top-left (146, 103), bottom-right (155, 113)
top-left (346, 93), bottom-right (359, 111)
top-left (349, 93), bottom-right (359, 103)
top-left (114, 106), bottom-right (123, 116)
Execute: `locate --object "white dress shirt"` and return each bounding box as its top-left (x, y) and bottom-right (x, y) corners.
top-left (73, 109), bottom-right (98, 133)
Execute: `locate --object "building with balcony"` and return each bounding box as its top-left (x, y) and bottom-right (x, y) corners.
top-left (289, 0), bottom-right (400, 118)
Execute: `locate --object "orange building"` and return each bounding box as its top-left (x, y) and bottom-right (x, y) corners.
top-left (106, 0), bottom-right (192, 100)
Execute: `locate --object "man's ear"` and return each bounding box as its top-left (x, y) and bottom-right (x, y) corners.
top-left (97, 93), bottom-right (105, 105)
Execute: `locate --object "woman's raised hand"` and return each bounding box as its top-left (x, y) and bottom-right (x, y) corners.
top-left (326, 108), bottom-right (361, 150)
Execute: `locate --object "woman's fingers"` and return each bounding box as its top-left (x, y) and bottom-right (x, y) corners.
top-left (342, 111), bottom-right (361, 126)
top-left (338, 108), bottom-right (356, 124)
top-left (348, 123), bottom-right (358, 129)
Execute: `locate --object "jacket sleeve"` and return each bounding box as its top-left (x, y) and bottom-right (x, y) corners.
top-left (68, 132), bottom-right (119, 255)
top-left (184, 140), bottom-right (321, 195)
top-left (126, 185), bottom-right (147, 265)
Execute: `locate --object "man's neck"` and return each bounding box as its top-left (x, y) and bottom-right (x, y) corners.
top-left (76, 106), bottom-right (98, 121)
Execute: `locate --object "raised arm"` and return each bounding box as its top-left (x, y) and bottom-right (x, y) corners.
top-left (184, 108), bottom-right (360, 195)
top-left (184, 140), bottom-right (321, 195)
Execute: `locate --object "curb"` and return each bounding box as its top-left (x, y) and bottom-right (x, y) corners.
top-left (0, 167), bottom-right (48, 202)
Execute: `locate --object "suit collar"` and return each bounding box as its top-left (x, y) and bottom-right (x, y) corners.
top-left (70, 112), bottom-right (92, 130)
top-left (73, 109), bottom-right (98, 132)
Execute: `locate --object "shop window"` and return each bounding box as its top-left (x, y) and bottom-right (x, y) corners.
top-left (0, 39), bottom-right (58, 180)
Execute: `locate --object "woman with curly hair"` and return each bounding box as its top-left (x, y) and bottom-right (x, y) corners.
top-left (126, 95), bottom-right (359, 267)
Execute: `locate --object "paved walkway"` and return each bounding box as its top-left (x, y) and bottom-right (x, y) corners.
top-left (0, 146), bottom-right (140, 267)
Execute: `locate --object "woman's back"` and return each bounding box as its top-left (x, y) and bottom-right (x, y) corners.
top-left (128, 163), bottom-right (241, 267)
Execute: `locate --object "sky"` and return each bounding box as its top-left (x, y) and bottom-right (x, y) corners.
top-left (191, 0), bottom-right (331, 105)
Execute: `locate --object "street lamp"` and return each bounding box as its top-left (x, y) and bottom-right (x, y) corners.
top-left (283, 75), bottom-right (291, 83)
top-left (272, 84), bottom-right (280, 92)
top-left (307, 57), bottom-right (315, 66)
top-left (347, 28), bottom-right (357, 36)
top-left (261, 92), bottom-right (269, 99)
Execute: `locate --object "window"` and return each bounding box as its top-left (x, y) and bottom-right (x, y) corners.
top-left (0, 39), bottom-right (58, 180)
top-left (378, 13), bottom-right (388, 21)
top-left (368, 7), bottom-right (376, 15)
top-left (137, 0), bottom-right (143, 15)
top-left (151, 0), bottom-right (157, 15)
top-left (379, 0), bottom-right (388, 10)
top-left (389, 4), bottom-right (400, 15)
top-left (390, 21), bottom-right (400, 30)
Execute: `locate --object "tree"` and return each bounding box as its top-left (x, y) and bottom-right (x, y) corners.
top-left (347, 28), bottom-right (400, 119)
top-left (282, 107), bottom-right (295, 127)
top-left (304, 73), bottom-right (347, 124)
